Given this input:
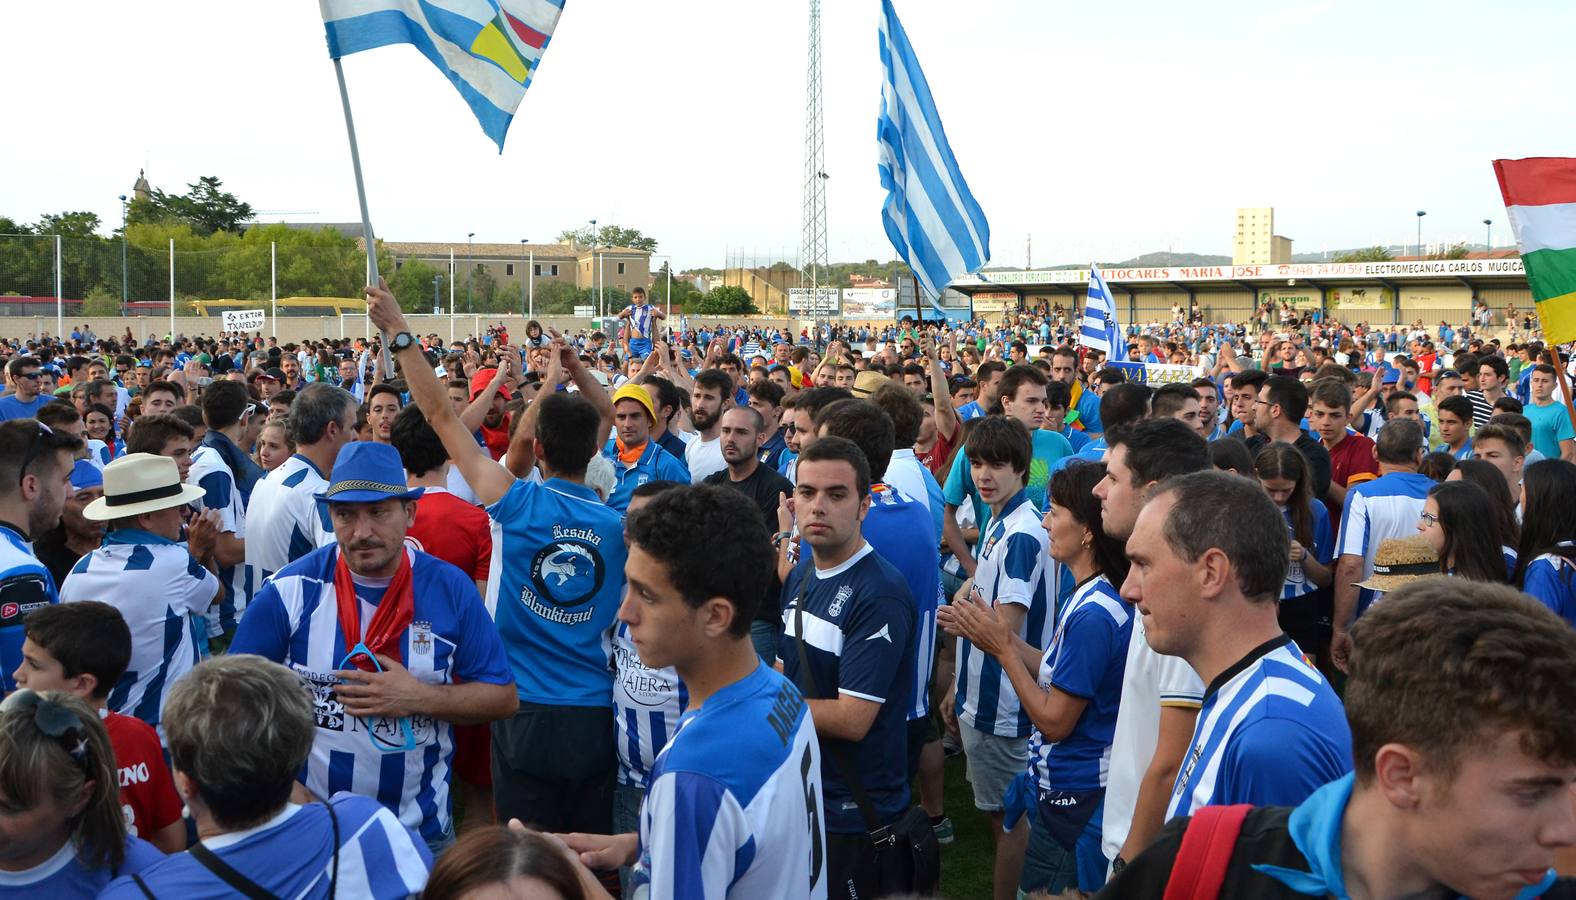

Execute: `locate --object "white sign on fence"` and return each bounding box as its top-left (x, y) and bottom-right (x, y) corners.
top-left (221, 309), bottom-right (266, 332)
top-left (788, 288), bottom-right (840, 315)
top-left (573, 305), bottom-right (595, 318)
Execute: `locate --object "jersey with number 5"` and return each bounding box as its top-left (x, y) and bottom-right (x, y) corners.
top-left (632, 662), bottom-right (827, 900)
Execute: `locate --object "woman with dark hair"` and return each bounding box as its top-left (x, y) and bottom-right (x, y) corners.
top-left (84, 403), bottom-right (121, 464)
top-left (938, 462), bottom-right (1132, 896)
top-left (1254, 443), bottom-right (1332, 659)
top-left (0, 690), bottom-right (160, 896)
top-left (1418, 481), bottom-right (1514, 583)
top-left (421, 826), bottom-right (589, 900)
top-left (1514, 458), bottom-right (1576, 625)
top-left (1417, 450), bottom-right (1456, 482)
top-left (1445, 459), bottom-right (1520, 550)
top-left (1207, 436), bottom-right (1257, 482)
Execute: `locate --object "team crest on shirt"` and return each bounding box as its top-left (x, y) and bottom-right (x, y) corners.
top-left (829, 585), bottom-right (853, 618)
top-left (411, 621), bottom-right (433, 654)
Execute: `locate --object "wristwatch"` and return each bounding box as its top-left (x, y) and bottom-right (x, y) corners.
top-left (390, 331), bottom-right (417, 353)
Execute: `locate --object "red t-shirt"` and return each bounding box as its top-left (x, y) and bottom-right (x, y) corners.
top-left (1326, 432), bottom-right (1380, 533)
top-left (405, 488), bottom-right (492, 583)
top-left (102, 710), bottom-right (182, 840)
top-left (479, 420), bottom-right (511, 461)
top-left (919, 418), bottom-right (960, 479)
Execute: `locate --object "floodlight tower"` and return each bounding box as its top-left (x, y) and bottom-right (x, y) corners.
top-left (800, 0), bottom-right (830, 342)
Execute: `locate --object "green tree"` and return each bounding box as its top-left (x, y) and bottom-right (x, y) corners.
top-left (1332, 246), bottom-right (1394, 263)
top-left (34, 211), bottom-right (102, 239)
top-left (1427, 243), bottom-right (1470, 260)
top-left (532, 280), bottom-right (580, 315)
top-left (555, 223), bottom-right (658, 252)
top-left (693, 285), bottom-right (757, 315)
top-left (81, 286), bottom-right (120, 317)
top-left (388, 258), bottom-right (445, 313)
top-left (650, 263), bottom-right (702, 312)
top-left (129, 175), bottom-right (254, 235)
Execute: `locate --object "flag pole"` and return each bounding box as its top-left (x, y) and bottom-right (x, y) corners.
top-left (1549, 343), bottom-right (1576, 438)
top-left (332, 57), bottom-right (394, 381)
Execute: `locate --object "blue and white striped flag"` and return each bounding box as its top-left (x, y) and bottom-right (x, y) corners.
top-left (1079, 264), bottom-right (1124, 357)
top-left (321, 0), bottom-right (566, 151)
top-left (877, 0), bottom-right (990, 314)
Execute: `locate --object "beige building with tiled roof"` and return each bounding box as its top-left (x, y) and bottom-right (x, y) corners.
top-left (382, 239), bottom-right (651, 295)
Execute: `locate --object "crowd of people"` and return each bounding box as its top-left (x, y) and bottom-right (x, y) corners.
top-left (0, 278), bottom-right (1573, 900)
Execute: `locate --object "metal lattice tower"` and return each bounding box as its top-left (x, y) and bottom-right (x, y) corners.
top-left (800, 0), bottom-right (829, 319)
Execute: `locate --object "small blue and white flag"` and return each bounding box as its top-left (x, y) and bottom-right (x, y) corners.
top-left (877, 0), bottom-right (990, 314)
top-left (1079, 264), bottom-right (1124, 357)
top-left (321, 0), bottom-right (566, 151)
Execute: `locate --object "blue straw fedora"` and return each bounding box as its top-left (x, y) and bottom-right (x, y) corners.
top-left (315, 442), bottom-right (425, 505)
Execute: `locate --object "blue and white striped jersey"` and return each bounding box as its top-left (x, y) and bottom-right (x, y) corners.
top-left (229, 545), bottom-right (513, 843)
top-left (1166, 637), bottom-right (1352, 821)
top-left (862, 484), bottom-right (940, 720)
top-left (1028, 575), bottom-right (1132, 793)
top-left (632, 663), bottom-right (827, 900)
top-left (1337, 472), bottom-right (1434, 614)
top-left (1281, 500), bottom-right (1334, 601)
top-left (61, 530), bottom-right (217, 734)
top-left (0, 522), bottom-right (56, 693)
top-left (627, 303), bottom-right (654, 340)
top-left (99, 795), bottom-right (431, 900)
top-left (955, 490), bottom-right (1057, 738)
top-left (612, 620), bottom-right (688, 788)
top-left (189, 444), bottom-right (253, 637)
top-left (245, 454), bottom-right (335, 583)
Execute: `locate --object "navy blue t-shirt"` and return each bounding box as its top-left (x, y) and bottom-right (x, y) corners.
top-left (780, 544), bottom-right (916, 832)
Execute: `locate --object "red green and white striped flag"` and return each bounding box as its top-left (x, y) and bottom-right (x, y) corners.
top-left (1495, 157), bottom-right (1576, 344)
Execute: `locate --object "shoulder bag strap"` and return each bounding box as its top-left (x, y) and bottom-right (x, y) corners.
top-left (188, 843), bottom-right (280, 900)
top-left (792, 584), bottom-right (891, 844)
top-left (1162, 804), bottom-right (1253, 900)
top-left (130, 873), bottom-right (158, 900)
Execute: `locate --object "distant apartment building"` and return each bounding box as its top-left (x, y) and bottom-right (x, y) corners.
top-left (383, 239), bottom-right (651, 294)
top-left (1233, 207), bottom-right (1293, 265)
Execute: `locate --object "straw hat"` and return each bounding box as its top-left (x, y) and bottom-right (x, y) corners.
top-left (83, 453), bottom-right (206, 521)
top-left (1353, 536), bottom-right (1439, 592)
top-left (851, 370), bottom-right (890, 398)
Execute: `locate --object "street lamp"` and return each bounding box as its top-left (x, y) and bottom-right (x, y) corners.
top-left (520, 238), bottom-right (531, 318)
top-left (588, 219), bottom-right (599, 319)
top-left (466, 232), bottom-right (475, 314)
top-left (1483, 218), bottom-right (1493, 253)
top-left (431, 274), bottom-right (442, 314)
top-left (1415, 210), bottom-right (1427, 259)
top-left (118, 194), bottom-right (128, 315)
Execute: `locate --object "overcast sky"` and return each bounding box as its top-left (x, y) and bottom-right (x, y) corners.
top-left (5, 0), bottom-right (1574, 271)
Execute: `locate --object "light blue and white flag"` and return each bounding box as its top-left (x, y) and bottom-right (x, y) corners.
top-left (877, 0), bottom-right (990, 314)
top-left (1079, 264), bottom-right (1124, 357)
top-left (321, 0), bottom-right (566, 151)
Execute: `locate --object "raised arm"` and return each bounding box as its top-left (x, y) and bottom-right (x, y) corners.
top-left (365, 280), bottom-right (515, 506)
top-left (921, 334), bottom-right (958, 442)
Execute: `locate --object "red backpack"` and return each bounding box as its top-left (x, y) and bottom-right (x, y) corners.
top-left (1162, 804), bottom-right (1254, 900)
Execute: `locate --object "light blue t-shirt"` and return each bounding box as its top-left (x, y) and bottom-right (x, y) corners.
top-left (1524, 401), bottom-right (1575, 460)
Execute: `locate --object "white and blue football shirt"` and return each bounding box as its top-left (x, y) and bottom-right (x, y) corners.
top-left (1281, 499), bottom-right (1334, 601)
top-left (188, 444), bottom-right (253, 637)
top-left (862, 484), bottom-right (940, 721)
top-left (1337, 471), bottom-right (1433, 614)
top-left (956, 490), bottom-right (1057, 738)
top-left (230, 545), bottom-right (513, 844)
top-left (0, 836), bottom-right (161, 899)
top-left (99, 795), bottom-right (430, 900)
top-left (1522, 545), bottom-right (1576, 627)
top-left (484, 477), bottom-right (628, 707)
top-left (632, 663), bottom-right (827, 900)
top-left (1166, 636), bottom-right (1352, 821)
top-left (61, 530), bottom-right (218, 734)
top-left (0, 522), bottom-right (56, 693)
top-left (613, 620), bottom-right (688, 788)
top-left (1027, 574), bottom-right (1133, 793)
top-left (627, 303), bottom-right (654, 340)
top-left (780, 544), bottom-right (916, 833)
top-left (246, 454), bottom-right (335, 583)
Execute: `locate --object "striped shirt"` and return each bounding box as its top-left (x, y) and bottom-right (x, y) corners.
top-left (627, 303), bottom-right (654, 340)
top-left (1028, 575), bottom-right (1133, 793)
top-left (612, 621), bottom-right (688, 788)
top-left (99, 796), bottom-right (430, 900)
top-left (632, 663), bottom-right (826, 900)
top-left (229, 545), bottom-right (513, 843)
top-left (61, 530), bottom-right (218, 735)
top-left (1281, 501), bottom-right (1333, 601)
top-left (246, 454), bottom-right (335, 582)
top-left (1337, 472), bottom-right (1434, 614)
top-left (189, 444), bottom-right (253, 637)
top-left (955, 490), bottom-right (1057, 738)
top-left (0, 522), bottom-right (56, 694)
top-left (1166, 637), bottom-right (1352, 820)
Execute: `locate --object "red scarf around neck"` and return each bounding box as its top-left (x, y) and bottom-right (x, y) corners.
top-left (334, 547), bottom-right (415, 672)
